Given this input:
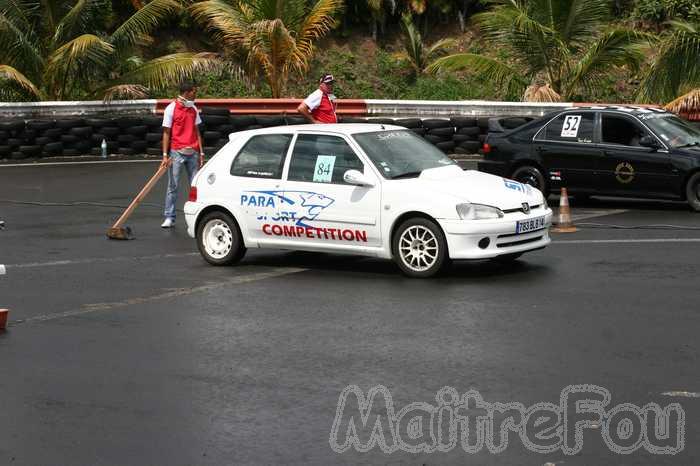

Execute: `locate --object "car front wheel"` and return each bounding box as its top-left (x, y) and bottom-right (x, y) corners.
top-left (196, 211), bottom-right (246, 265)
top-left (511, 165), bottom-right (547, 195)
top-left (686, 172), bottom-right (700, 212)
top-left (392, 218), bottom-right (448, 278)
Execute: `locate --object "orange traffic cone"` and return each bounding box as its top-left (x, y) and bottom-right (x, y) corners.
top-left (552, 188), bottom-right (577, 233)
top-left (0, 309), bottom-right (8, 331)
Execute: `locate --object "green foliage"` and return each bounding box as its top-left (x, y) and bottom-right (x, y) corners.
top-left (633, 0), bottom-right (700, 24)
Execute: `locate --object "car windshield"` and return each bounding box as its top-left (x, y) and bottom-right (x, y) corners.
top-left (642, 114), bottom-right (700, 149)
top-left (352, 129), bottom-right (456, 179)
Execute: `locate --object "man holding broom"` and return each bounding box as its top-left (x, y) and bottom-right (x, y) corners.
top-left (160, 81), bottom-right (205, 228)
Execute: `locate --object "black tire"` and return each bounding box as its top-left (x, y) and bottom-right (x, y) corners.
top-left (203, 146), bottom-right (217, 155)
top-left (502, 117), bottom-right (527, 129)
top-left (145, 132), bottom-right (162, 142)
top-left (200, 106), bottom-right (230, 116)
top-left (685, 172), bottom-right (700, 212)
top-left (55, 118), bottom-right (84, 129)
top-left (216, 124), bottom-right (235, 134)
top-left (453, 147), bottom-right (472, 155)
top-left (394, 118), bottom-right (422, 128)
top-left (435, 141), bottom-right (455, 152)
top-left (43, 142), bottom-right (63, 155)
top-left (116, 117), bottom-right (143, 129)
top-left (203, 131), bottom-right (221, 142)
top-left (453, 134), bottom-right (476, 143)
top-left (0, 130), bottom-right (8, 141)
top-left (0, 120), bottom-right (25, 132)
top-left (85, 118), bottom-right (110, 127)
top-left (142, 116), bottom-right (163, 127)
top-left (131, 141), bottom-right (147, 152)
top-left (478, 134), bottom-right (487, 143)
top-left (458, 141), bottom-right (481, 153)
top-left (450, 116), bottom-right (477, 128)
top-left (423, 134), bottom-right (445, 144)
top-left (6, 138), bottom-right (22, 147)
top-left (244, 124), bottom-right (263, 131)
top-left (477, 117), bottom-right (490, 129)
top-left (196, 211), bottom-right (246, 266)
top-left (60, 134), bottom-right (79, 144)
top-left (146, 148), bottom-right (162, 156)
top-left (117, 134), bottom-right (136, 144)
top-left (368, 118), bottom-right (396, 125)
top-left (202, 114), bottom-right (230, 126)
top-left (74, 141), bottom-right (92, 153)
top-left (0, 145), bottom-right (12, 156)
top-left (338, 116), bottom-right (366, 123)
top-left (457, 126), bottom-right (481, 136)
top-left (255, 116), bottom-right (285, 127)
top-left (511, 165), bottom-right (547, 194)
top-left (117, 147), bottom-right (135, 155)
top-left (27, 120), bottom-right (55, 131)
top-left (70, 126), bottom-right (92, 137)
top-left (10, 151), bottom-right (27, 160)
top-left (230, 115), bottom-right (256, 127)
top-left (101, 127), bottom-right (120, 137)
top-left (35, 136), bottom-right (52, 145)
top-left (90, 134), bottom-right (106, 144)
top-left (422, 118), bottom-right (451, 129)
top-left (392, 217), bottom-right (449, 278)
top-left (410, 128), bottom-right (426, 136)
top-left (427, 127), bottom-right (455, 137)
top-left (126, 125), bottom-right (147, 136)
top-left (42, 128), bottom-right (63, 138)
top-left (490, 253), bottom-right (523, 264)
top-left (285, 116), bottom-right (308, 125)
top-left (62, 148), bottom-right (81, 156)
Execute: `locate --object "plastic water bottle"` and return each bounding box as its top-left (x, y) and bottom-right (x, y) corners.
top-left (101, 139), bottom-right (107, 159)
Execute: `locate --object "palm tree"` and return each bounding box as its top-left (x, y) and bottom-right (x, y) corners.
top-left (190, 0), bottom-right (343, 98)
top-left (637, 20), bottom-right (700, 106)
top-left (0, 0), bottom-right (219, 101)
top-left (429, 0), bottom-right (651, 101)
top-left (394, 14), bottom-right (455, 77)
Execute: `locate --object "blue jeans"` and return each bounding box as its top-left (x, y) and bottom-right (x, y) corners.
top-left (164, 150), bottom-right (198, 220)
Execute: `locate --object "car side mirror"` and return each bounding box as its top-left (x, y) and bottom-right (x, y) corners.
top-left (639, 135), bottom-right (659, 149)
top-left (343, 169), bottom-right (375, 187)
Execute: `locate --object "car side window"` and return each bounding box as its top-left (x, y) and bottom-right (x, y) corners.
top-left (230, 134), bottom-right (292, 178)
top-left (601, 115), bottom-right (649, 147)
top-left (540, 113), bottom-right (595, 143)
top-left (287, 134), bottom-right (364, 184)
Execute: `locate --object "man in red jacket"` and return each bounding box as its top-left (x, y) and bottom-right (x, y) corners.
top-left (160, 81), bottom-right (205, 228)
top-left (297, 74), bottom-right (338, 124)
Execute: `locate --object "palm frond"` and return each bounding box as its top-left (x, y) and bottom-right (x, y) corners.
top-left (0, 63), bottom-right (42, 98)
top-left (566, 28), bottom-right (651, 99)
top-left (53, 0), bottom-right (106, 46)
top-left (0, 9), bottom-right (44, 77)
top-left (556, 0), bottom-right (610, 50)
top-left (637, 20), bottom-right (700, 103)
top-left (523, 82), bottom-right (561, 102)
top-left (101, 83), bottom-right (149, 101)
top-left (189, 0), bottom-right (249, 49)
top-left (295, 0), bottom-right (342, 60)
top-left (111, 0), bottom-right (184, 52)
top-left (428, 53), bottom-right (528, 95)
top-left (106, 52), bottom-right (221, 94)
top-left (426, 38), bottom-right (457, 60)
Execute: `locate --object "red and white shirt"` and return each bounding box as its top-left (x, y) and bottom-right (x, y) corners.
top-left (162, 100), bottom-right (203, 152)
top-left (303, 89), bottom-right (337, 123)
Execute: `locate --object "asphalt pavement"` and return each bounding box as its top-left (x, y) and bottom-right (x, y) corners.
top-left (1, 161), bottom-right (699, 465)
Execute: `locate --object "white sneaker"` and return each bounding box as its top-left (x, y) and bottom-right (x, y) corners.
top-left (161, 218), bottom-right (175, 228)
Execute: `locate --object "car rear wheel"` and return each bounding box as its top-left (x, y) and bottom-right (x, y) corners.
top-left (511, 165), bottom-right (547, 195)
top-left (392, 218), bottom-right (448, 278)
top-left (196, 211), bottom-right (246, 265)
top-left (686, 172), bottom-right (700, 212)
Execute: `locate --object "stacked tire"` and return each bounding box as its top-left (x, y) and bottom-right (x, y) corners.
top-left (0, 119), bottom-right (27, 160)
top-left (421, 119), bottom-right (455, 153)
top-left (450, 117), bottom-right (481, 155)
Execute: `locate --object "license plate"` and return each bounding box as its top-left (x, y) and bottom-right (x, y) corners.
top-left (516, 216), bottom-right (546, 234)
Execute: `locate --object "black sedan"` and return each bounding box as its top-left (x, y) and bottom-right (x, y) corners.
top-left (478, 106), bottom-right (700, 211)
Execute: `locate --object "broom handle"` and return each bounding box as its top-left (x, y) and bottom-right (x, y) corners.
top-left (111, 162), bottom-right (170, 229)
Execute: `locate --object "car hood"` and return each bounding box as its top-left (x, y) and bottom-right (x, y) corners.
top-left (402, 165), bottom-right (544, 210)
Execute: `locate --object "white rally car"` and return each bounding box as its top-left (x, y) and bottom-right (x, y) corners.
top-left (184, 124), bottom-right (552, 277)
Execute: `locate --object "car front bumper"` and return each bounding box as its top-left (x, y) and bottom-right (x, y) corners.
top-left (438, 208), bottom-right (553, 260)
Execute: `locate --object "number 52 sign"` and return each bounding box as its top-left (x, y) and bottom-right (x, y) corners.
top-left (560, 115), bottom-right (581, 138)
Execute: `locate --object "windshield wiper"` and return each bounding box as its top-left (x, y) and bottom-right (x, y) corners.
top-left (391, 170), bottom-right (423, 179)
top-left (676, 141), bottom-right (700, 149)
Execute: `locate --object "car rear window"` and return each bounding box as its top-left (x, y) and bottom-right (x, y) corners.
top-left (230, 134), bottom-right (292, 178)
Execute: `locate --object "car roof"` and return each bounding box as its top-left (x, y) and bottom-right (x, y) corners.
top-left (559, 105), bottom-right (672, 116)
top-left (231, 123), bottom-right (406, 137)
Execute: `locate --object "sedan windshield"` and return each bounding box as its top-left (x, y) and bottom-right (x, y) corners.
top-left (353, 130), bottom-right (456, 179)
top-left (642, 114), bottom-right (700, 149)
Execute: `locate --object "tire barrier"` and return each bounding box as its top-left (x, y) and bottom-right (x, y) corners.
top-left (0, 112), bottom-right (534, 160)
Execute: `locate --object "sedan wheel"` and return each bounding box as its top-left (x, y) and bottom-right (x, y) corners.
top-left (686, 172), bottom-right (700, 212)
top-left (393, 218), bottom-right (448, 278)
top-left (511, 165), bottom-right (547, 195)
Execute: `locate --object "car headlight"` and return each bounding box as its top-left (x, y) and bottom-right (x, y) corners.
top-left (456, 203), bottom-right (504, 220)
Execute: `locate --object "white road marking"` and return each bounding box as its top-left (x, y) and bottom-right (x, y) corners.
top-left (12, 267), bottom-right (307, 326)
top-left (0, 264), bottom-right (5, 275)
top-left (0, 159), bottom-right (159, 168)
top-left (661, 391), bottom-right (700, 398)
top-left (568, 209), bottom-right (628, 221)
top-left (553, 238), bottom-right (700, 244)
top-left (5, 252), bottom-right (198, 269)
